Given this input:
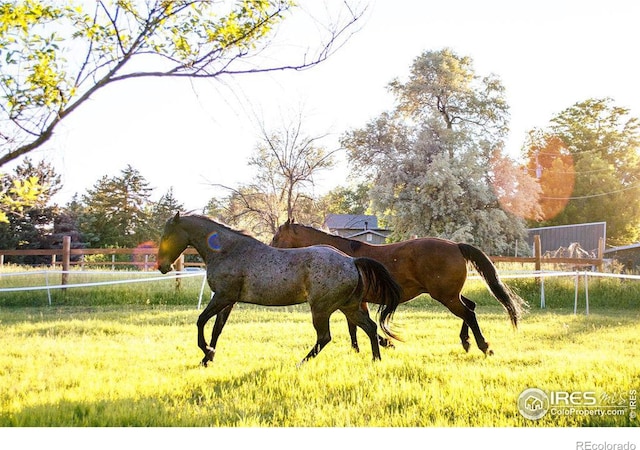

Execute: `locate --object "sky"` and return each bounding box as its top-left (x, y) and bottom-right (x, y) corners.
top-left (15, 0), bottom-right (640, 212)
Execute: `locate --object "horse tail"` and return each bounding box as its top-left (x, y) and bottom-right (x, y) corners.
top-left (457, 243), bottom-right (529, 328)
top-left (354, 257), bottom-right (403, 341)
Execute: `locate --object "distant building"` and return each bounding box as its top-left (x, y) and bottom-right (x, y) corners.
top-left (323, 214), bottom-right (391, 244)
top-left (526, 222), bottom-right (606, 256)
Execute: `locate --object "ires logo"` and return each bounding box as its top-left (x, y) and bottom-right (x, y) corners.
top-left (550, 391), bottom-right (597, 406)
top-left (518, 388), bottom-right (599, 420)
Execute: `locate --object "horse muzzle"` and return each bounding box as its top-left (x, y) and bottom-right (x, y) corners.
top-left (157, 263), bottom-right (174, 274)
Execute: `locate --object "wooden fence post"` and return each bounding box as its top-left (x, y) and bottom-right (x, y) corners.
top-left (533, 234), bottom-right (544, 307)
top-left (175, 254), bottom-right (185, 291)
top-left (534, 235), bottom-right (541, 273)
top-left (61, 235), bottom-right (71, 286)
top-left (597, 237), bottom-right (605, 271)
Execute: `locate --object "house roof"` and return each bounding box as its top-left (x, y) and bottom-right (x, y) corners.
top-left (604, 242), bottom-right (640, 254)
top-left (324, 214), bottom-right (379, 230)
top-left (346, 229), bottom-right (390, 239)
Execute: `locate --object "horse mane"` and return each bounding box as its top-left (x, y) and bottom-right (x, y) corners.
top-left (292, 222), bottom-right (364, 251)
top-left (182, 213), bottom-right (254, 239)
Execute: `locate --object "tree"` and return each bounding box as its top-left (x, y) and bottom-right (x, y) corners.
top-left (0, 0), bottom-right (365, 167)
top-left (79, 165), bottom-right (153, 247)
top-left (521, 130), bottom-right (575, 222)
top-left (145, 187), bottom-right (184, 243)
top-left (342, 49), bottom-right (533, 254)
top-left (0, 158), bottom-right (62, 262)
top-left (320, 182), bottom-right (372, 216)
top-left (389, 48), bottom-right (509, 147)
top-left (212, 116), bottom-right (336, 240)
top-left (528, 98), bottom-right (640, 245)
top-left (489, 147), bottom-right (542, 222)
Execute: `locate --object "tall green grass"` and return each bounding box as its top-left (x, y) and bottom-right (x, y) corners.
top-left (1, 305), bottom-right (638, 426)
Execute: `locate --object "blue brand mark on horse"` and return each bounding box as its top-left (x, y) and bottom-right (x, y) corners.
top-left (207, 232), bottom-right (221, 251)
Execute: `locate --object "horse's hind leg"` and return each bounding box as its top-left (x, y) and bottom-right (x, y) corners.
top-left (459, 296), bottom-right (476, 352)
top-left (348, 302), bottom-right (393, 350)
top-left (443, 296), bottom-right (492, 355)
top-left (299, 313), bottom-right (332, 367)
top-left (341, 307), bottom-right (381, 361)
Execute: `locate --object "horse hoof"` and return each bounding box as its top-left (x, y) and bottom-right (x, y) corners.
top-left (296, 359), bottom-right (308, 369)
top-left (461, 341), bottom-right (471, 353)
top-left (200, 348), bottom-right (215, 367)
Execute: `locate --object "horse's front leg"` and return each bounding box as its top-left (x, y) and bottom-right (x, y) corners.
top-left (197, 298), bottom-right (233, 367)
top-left (299, 313), bottom-right (332, 367)
top-left (209, 303), bottom-right (235, 352)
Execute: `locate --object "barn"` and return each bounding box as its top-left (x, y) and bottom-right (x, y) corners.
top-left (526, 222), bottom-right (606, 257)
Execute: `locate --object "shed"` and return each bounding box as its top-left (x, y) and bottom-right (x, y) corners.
top-left (527, 222), bottom-right (606, 256)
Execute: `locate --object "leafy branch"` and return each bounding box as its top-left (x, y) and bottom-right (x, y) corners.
top-left (0, 0), bottom-right (365, 166)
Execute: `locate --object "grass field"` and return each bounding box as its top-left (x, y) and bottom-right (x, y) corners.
top-left (0, 269), bottom-right (638, 427)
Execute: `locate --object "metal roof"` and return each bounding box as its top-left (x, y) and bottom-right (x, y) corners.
top-left (324, 214), bottom-right (380, 230)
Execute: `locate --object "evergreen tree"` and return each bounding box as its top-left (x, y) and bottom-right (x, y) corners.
top-left (80, 165), bottom-right (153, 247)
top-left (0, 158), bottom-right (63, 262)
top-left (146, 188), bottom-right (184, 243)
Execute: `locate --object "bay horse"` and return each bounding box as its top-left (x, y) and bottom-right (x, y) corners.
top-left (157, 213), bottom-right (402, 366)
top-left (270, 221), bottom-right (528, 355)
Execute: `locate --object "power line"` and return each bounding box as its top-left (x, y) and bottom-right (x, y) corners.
top-left (524, 166), bottom-right (614, 176)
top-left (541, 182), bottom-right (640, 200)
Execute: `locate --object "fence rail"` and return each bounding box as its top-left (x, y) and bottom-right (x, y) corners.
top-left (0, 235), bottom-right (622, 314)
top-left (0, 236), bottom-right (202, 272)
top-left (1, 235), bottom-right (605, 283)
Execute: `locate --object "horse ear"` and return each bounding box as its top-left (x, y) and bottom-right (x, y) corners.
top-left (173, 212), bottom-right (181, 222)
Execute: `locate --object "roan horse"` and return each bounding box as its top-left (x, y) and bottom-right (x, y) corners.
top-left (157, 213), bottom-right (402, 366)
top-left (271, 221), bottom-right (528, 355)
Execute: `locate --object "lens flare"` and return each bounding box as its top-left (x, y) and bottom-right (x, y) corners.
top-left (491, 137), bottom-right (575, 221)
top-left (134, 240), bottom-right (155, 270)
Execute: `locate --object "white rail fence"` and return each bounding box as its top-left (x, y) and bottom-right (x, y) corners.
top-left (470, 270), bottom-right (640, 314)
top-left (0, 269), bottom-right (209, 308)
top-left (2, 268), bottom-right (638, 313)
